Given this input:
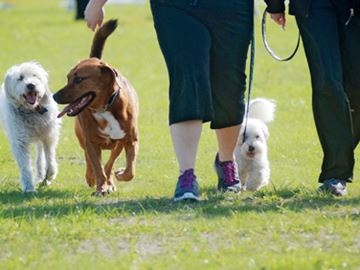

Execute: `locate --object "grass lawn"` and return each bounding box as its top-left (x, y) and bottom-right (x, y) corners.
top-left (0, 1), bottom-right (359, 269)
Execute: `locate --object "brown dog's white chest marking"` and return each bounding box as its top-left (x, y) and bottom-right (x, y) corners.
top-left (93, 111), bottom-right (126, 140)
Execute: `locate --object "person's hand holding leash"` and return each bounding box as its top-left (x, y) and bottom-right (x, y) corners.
top-left (270, 12), bottom-right (286, 30)
top-left (84, 0), bottom-right (107, 31)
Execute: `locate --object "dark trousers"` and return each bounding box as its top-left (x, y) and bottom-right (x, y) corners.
top-left (150, 0), bottom-right (253, 128)
top-left (295, 0), bottom-right (360, 182)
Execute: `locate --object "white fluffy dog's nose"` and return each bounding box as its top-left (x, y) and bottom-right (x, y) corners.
top-left (248, 145), bottom-right (255, 152)
top-left (27, 83), bottom-right (35, 91)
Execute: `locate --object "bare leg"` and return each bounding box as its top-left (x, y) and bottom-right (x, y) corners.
top-left (215, 125), bottom-right (241, 161)
top-left (170, 120), bottom-right (202, 173)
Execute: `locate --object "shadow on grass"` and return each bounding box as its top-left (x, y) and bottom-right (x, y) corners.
top-left (0, 189), bottom-right (75, 204)
top-left (1, 185), bottom-right (360, 220)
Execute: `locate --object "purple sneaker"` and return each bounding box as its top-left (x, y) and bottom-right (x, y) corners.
top-left (173, 169), bottom-right (200, 202)
top-left (214, 153), bottom-right (241, 193)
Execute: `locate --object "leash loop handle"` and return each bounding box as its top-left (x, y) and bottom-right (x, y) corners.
top-left (261, 9), bottom-right (300, 62)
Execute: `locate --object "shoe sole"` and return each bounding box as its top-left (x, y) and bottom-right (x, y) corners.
top-left (217, 186), bottom-right (241, 193)
top-left (173, 192), bottom-right (200, 202)
top-left (319, 186), bottom-right (347, 197)
top-left (225, 185), bottom-right (241, 193)
top-left (217, 182), bottom-right (242, 193)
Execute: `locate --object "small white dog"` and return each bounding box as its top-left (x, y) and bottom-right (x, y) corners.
top-left (0, 62), bottom-right (61, 192)
top-left (235, 98), bottom-right (276, 191)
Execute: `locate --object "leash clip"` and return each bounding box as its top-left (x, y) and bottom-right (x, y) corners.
top-left (345, 8), bottom-right (354, 26)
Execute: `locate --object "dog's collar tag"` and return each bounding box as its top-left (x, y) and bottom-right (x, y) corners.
top-left (100, 88), bottom-right (120, 113)
top-left (97, 75), bottom-right (122, 113)
top-left (37, 106), bottom-right (48, 114)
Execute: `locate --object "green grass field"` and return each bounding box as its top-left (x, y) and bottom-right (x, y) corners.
top-left (0, 1), bottom-right (359, 269)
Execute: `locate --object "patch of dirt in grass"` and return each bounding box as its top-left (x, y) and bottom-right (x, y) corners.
top-left (200, 232), bottom-right (219, 252)
top-left (76, 234), bottom-right (166, 258)
top-left (134, 235), bottom-right (164, 257)
top-left (77, 238), bottom-right (116, 257)
top-left (355, 237), bottom-right (360, 250)
top-left (58, 155), bottom-right (85, 165)
top-left (109, 216), bottom-right (139, 225)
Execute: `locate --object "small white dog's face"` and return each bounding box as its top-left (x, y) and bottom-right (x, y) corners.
top-left (4, 62), bottom-right (48, 110)
top-left (239, 119), bottom-right (269, 160)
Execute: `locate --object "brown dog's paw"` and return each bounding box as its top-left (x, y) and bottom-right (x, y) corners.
top-left (106, 176), bottom-right (117, 192)
top-left (107, 184), bottom-right (117, 193)
top-left (115, 168), bottom-right (134, 182)
top-left (85, 175), bottom-right (96, 187)
top-left (91, 190), bottom-right (109, 197)
top-left (91, 183), bottom-right (117, 196)
top-left (86, 181), bottom-right (96, 187)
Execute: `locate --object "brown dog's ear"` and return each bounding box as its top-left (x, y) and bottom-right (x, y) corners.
top-left (111, 68), bottom-right (123, 89)
top-left (111, 67), bottom-right (119, 77)
top-left (99, 63), bottom-right (123, 90)
top-left (99, 64), bottom-right (115, 81)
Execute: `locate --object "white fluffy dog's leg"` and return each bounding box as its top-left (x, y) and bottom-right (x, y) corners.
top-left (36, 141), bottom-right (46, 183)
top-left (42, 133), bottom-right (59, 186)
top-left (246, 168), bottom-right (270, 191)
top-left (238, 168), bottom-right (248, 189)
top-left (11, 141), bottom-right (35, 192)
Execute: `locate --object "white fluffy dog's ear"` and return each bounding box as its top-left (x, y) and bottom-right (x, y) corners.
top-left (4, 72), bottom-right (12, 91)
top-left (262, 124), bottom-right (269, 139)
top-left (31, 61), bottom-right (49, 85)
top-left (3, 67), bottom-right (18, 102)
top-left (4, 65), bottom-right (16, 90)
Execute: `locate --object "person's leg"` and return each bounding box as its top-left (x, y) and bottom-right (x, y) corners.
top-left (342, 15), bottom-right (360, 148)
top-left (170, 120), bottom-right (202, 174)
top-left (213, 125), bottom-right (242, 193)
top-left (215, 125), bottom-right (241, 162)
top-left (204, 0), bottom-right (253, 192)
top-left (295, 0), bottom-right (354, 186)
top-left (170, 120), bottom-right (202, 201)
top-left (150, 2), bottom-right (213, 201)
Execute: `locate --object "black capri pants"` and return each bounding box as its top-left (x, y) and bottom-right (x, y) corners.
top-left (150, 0), bottom-right (254, 129)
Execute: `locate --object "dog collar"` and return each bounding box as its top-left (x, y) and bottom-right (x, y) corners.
top-left (99, 88), bottom-right (120, 113)
top-left (36, 106), bottom-right (48, 114)
top-left (18, 105), bottom-right (48, 115)
top-left (94, 75), bottom-right (123, 113)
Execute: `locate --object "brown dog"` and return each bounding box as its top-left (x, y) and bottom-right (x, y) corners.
top-left (53, 20), bottom-right (139, 196)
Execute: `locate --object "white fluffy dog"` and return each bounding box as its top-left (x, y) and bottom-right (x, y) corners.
top-left (235, 98), bottom-right (276, 191)
top-left (0, 62), bottom-right (61, 192)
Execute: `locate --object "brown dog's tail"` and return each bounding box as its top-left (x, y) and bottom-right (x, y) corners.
top-left (90, 19), bottom-right (118, 59)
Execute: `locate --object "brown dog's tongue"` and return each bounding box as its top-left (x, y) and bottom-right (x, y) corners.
top-left (57, 94), bottom-right (94, 118)
top-left (57, 103), bottom-right (73, 118)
